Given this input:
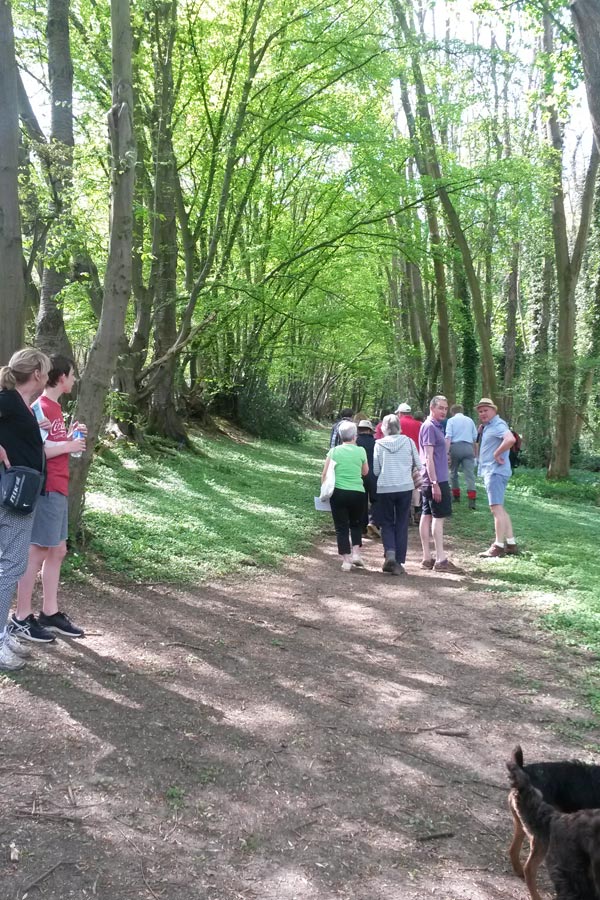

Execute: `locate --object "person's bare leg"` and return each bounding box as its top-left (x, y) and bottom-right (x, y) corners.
top-left (16, 545), bottom-right (48, 620)
top-left (491, 505), bottom-right (513, 544)
top-left (431, 516), bottom-right (445, 562)
top-left (40, 542), bottom-right (67, 616)
top-left (419, 513), bottom-right (432, 560)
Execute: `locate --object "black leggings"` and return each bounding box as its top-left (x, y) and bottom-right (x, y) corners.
top-left (330, 488), bottom-right (364, 555)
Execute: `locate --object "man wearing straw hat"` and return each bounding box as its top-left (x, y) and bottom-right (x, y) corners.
top-left (476, 398), bottom-right (518, 558)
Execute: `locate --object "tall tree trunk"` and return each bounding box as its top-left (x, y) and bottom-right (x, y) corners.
top-left (454, 258), bottom-right (478, 417)
top-left (427, 205), bottom-right (454, 402)
top-left (526, 254), bottom-right (553, 467)
top-left (36, 0), bottom-right (74, 358)
top-left (502, 242), bottom-right (520, 423)
top-left (399, 84), bottom-right (454, 400)
top-left (572, 0), bottom-right (600, 151)
top-left (0, 0), bottom-right (25, 362)
top-left (144, 0), bottom-right (186, 441)
top-left (111, 69), bottom-right (153, 432)
top-left (408, 259), bottom-right (435, 390)
top-left (575, 181), bottom-right (600, 441)
top-left (403, 258), bottom-right (423, 394)
top-left (545, 16), bottom-right (600, 477)
top-left (69, 0), bottom-right (136, 532)
top-left (575, 264), bottom-right (600, 441)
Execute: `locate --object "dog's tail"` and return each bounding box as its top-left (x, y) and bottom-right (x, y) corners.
top-left (506, 758), bottom-right (554, 842)
top-left (511, 745), bottom-right (524, 768)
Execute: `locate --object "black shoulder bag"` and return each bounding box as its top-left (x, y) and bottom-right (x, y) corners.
top-left (0, 465), bottom-right (44, 515)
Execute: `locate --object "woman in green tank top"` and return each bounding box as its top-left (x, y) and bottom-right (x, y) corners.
top-left (321, 420), bottom-right (368, 571)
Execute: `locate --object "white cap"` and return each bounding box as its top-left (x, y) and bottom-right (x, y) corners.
top-left (396, 402), bottom-right (411, 413)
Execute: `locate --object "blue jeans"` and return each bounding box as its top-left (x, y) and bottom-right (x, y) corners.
top-left (378, 491), bottom-right (412, 564)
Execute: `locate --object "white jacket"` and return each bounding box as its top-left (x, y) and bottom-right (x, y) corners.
top-left (373, 434), bottom-right (420, 493)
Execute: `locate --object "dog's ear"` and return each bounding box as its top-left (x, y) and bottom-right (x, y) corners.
top-left (507, 760), bottom-right (528, 789)
top-left (511, 745), bottom-right (524, 768)
top-left (506, 760), bottom-right (516, 785)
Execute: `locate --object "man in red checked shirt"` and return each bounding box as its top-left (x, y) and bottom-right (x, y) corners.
top-left (9, 356), bottom-right (87, 644)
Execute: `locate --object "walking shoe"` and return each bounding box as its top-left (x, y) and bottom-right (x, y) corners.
top-left (38, 611), bottom-right (85, 638)
top-left (351, 554), bottom-right (365, 568)
top-left (479, 544), bottom-right (506, 559)
top-left (341, 561), bottom-right (352, 572)
top-left (420, 558), bottom-right (435, 570)
top-left (382, 554), bottom-right (397, 573)
top-left (393, 563), bottom-right (406, 576)
top-left (434, 559), bottom-right (463, 573)
top-left (0, 639), bottom-right (26, 671)
top-left (5, 634), bottom-right (32, 658)
top-left (505, 542), bottom-right (520, 556)
top-left (366, 524), bottom-right (381, 539)
top-left (8, 614), bottom-right (55, 643)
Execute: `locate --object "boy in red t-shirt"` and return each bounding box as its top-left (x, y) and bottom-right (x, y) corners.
top-left (9, 356), bottom-right (87, 643)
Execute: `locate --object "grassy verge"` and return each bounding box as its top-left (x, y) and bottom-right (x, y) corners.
top-left (449, 467), bottom-right (600, 711)
top-left (66, 427), bottom-right (327, 582)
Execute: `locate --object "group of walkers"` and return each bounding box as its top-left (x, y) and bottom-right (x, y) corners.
top-left (0, 347), bottom-right (520, 671)
top-left (0, 348), bottom-right (86, 673)
top-left (322, 394), bottom-right (519, 575)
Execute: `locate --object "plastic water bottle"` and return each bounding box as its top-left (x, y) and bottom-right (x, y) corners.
top-left (71, 429), bottom-right (84, 458)
top-left (32, 400), bottom-right (48, 443)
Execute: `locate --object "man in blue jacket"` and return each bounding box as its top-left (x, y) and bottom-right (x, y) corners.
top-left (476, 398), bottom-right (518, 558)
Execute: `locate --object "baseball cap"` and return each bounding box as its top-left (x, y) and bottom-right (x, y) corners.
top-left (396, 402), bottom-right (411, 413)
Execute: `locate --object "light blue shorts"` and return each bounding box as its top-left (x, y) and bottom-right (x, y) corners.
top-left (31, 492), bottom-right (68, 547)
top-left (483, 472), bottom-right (509, 507)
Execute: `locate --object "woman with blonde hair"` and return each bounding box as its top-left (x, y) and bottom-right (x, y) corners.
top-left (0, 348), bottom-right (50, 670)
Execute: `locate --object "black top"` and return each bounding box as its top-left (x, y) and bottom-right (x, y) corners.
top-left (356, 433), bottom-right (375, 469)
top-left (0, 389), bottom-right (44, 472)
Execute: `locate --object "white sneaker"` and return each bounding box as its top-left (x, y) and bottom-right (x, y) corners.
top-left (5, 633), bottom-right (31, 658)
top-left (341, 561), bottom-right (352, 572)
top-left (0, 639), bottom-right (26, 671)
top-left (351, 554), bottom-right (365, 567)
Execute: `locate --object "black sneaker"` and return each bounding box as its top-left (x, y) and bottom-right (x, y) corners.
top-left (8, 613), bottom-right (55, 643)
top-left (38, 611), bottom-right (85, 638)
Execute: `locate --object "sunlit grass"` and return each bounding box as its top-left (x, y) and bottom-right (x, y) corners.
top-left (66, 428), bottom-right (327, 582)
top-left (449, 467), bottom-right (600, 711)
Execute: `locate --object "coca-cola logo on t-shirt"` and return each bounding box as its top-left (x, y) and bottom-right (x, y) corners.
top-left (49, 418), bottom-right (67, 440)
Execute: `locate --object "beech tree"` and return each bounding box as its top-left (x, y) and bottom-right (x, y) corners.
top-left (0, 0), bottom-right (25, 362)
top-left (544, 14), bottom-right (599, 478)
top-left (69, 0), bottom-right (136, 529)
top-left (572, 0), bottom-right (600, 151)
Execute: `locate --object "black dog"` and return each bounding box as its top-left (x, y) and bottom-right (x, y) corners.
top-left (507, 747), bottom-right (600, 899)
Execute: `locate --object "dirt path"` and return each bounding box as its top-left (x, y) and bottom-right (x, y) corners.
top-left (2, 529), bottom-right (598, 900)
